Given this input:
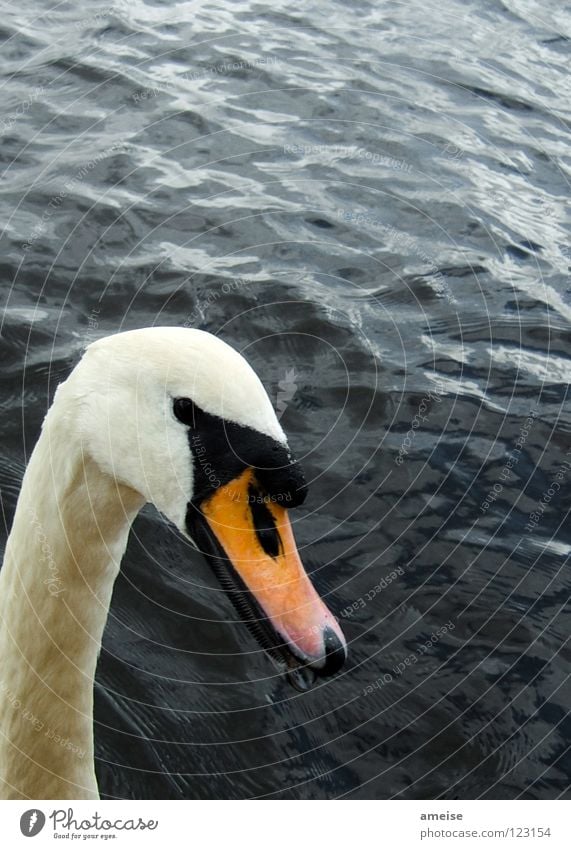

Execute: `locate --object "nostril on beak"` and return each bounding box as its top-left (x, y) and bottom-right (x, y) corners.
top-left (319, 626), bottom-right (347, 677)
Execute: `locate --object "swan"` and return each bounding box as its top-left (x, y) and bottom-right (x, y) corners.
top-left (0, 327), bottom-right (347, 800)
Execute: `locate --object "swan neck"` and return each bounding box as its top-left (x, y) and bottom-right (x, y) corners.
top-left (0, 411), bottom-right (144, 799)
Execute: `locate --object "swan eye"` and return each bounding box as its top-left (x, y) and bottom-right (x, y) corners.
top-left (173, 397), bottom-right (197, 426)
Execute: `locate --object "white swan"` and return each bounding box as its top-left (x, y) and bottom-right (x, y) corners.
top-left (0, 327), bottom-right (346, 800)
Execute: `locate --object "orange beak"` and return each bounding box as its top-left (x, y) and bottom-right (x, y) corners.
top-left (198, 469), bottom-right (347, 679)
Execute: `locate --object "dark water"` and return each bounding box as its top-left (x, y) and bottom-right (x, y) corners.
top-left (1, 0), bottom-right (570, 799)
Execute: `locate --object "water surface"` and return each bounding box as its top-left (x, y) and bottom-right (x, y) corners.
top-left (1, 0), bottom-right (570, 799)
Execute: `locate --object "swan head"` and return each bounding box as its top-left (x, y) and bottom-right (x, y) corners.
top-left (61, 327), bottom-right (346, 687)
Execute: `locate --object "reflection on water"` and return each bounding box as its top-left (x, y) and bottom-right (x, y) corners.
top-left (0, 0), bottom-right (570, 799)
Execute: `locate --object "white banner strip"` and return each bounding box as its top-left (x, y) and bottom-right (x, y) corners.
top-left (1, 800), bottom-right (569, 848)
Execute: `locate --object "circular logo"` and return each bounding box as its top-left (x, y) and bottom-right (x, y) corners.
top-left (20, 810), bottom-right (46, 837)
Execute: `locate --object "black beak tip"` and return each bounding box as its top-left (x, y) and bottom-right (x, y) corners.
top-left (319, 626), bottom-right (348, 678)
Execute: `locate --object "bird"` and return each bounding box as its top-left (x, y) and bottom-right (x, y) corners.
top-left (0, 327), bottom-right (347, 800)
